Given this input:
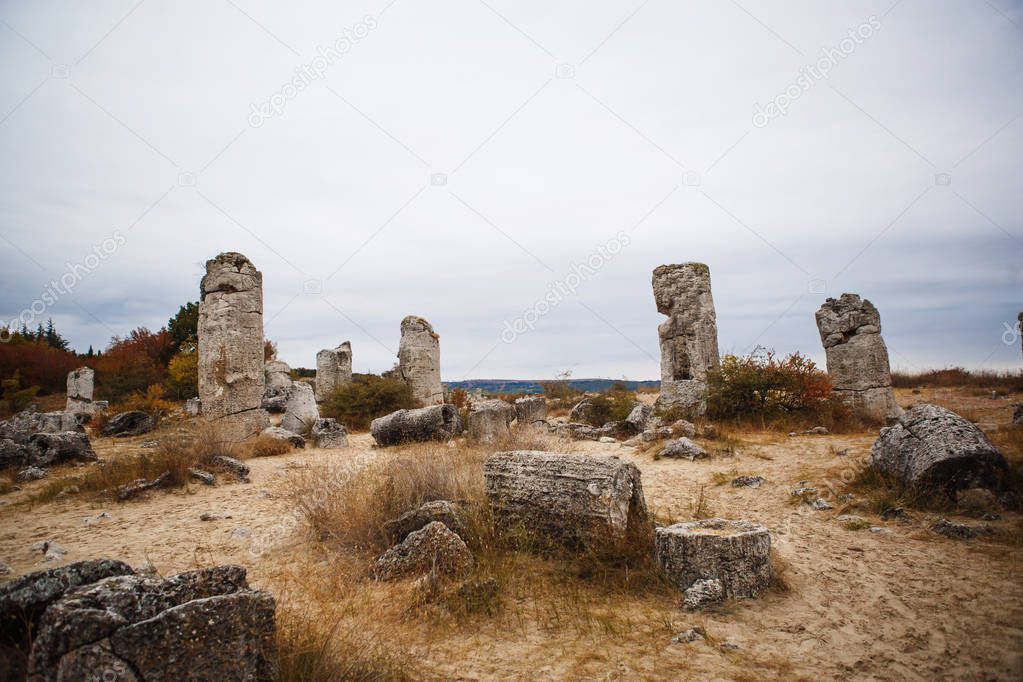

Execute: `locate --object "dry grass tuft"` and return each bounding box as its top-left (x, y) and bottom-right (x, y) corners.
top-left (244, 435), bottom-right (295, 459)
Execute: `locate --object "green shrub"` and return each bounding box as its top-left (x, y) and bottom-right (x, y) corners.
top-left (582, 383), bottom-right (636, 427)
top-left (321, 373), bottom-right (416, 430)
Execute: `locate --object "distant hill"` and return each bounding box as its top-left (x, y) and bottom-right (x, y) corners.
top-left (443, 379), bottom-right (660, 395)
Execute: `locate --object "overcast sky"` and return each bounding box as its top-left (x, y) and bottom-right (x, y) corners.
top-left (1, 0), bottom-right (1021, 380)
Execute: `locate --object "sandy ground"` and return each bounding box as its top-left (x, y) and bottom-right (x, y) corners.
top-left (1, 387), bottom-right (1021, 681)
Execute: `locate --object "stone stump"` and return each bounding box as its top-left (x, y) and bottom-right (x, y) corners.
top-left (652, 263), bottom-right (720, 414)
top-left (815, 294), bottom-right (900, 421)
top-left (514, 395), bottom-right (547, 425)
top-left (262, 360), bottom-right (292, 413)
top-left (315, 342), bottom-right (353, 402)
top-left (484, 450), bottom-right (648, 545)
top-left (197, 252), bottom-right (270, 440)
top-left (467, 399), bottom-right (515, 442)
top-left (398, 316), bottom-right (443, 405)
top-left (654, 518), bottom-right (772, 599)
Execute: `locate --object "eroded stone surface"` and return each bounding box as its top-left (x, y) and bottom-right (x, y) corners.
top-left (467, 400), bottom-right (515, 442)
top-left (383, 500), bottom-right (467, 544)
top-left (870, 403), bottom-right (1008, 493)
top-left (280, 382), bottom-right (319, 434)
top-left (655, 518), bottom-right (772, 600)
top-left (65, 367), bottom-right (100, 416)
top-left (315, 342), bottom-right (352, 402)
top-left (197, 252), bottom-right (270, 440)
top-left (101, 411), bottom-right (155, 438)
top-left (311, 418), bottom-right (348, 449)
top-left (28, 432), bottom-right (96, 467)
top-left (653, 263), bottom-right (720, 414)
top-left (815, 294), bottom-right (900, 421)
top-left (262, 360), bottom-right (292, 413)
top-left (371, 405), bottom-right (462, 447)
top-left (514, 396), bottom-right (547, 425)
top-left (484, 450), bottom-right (648, 546)
top-left (373, 521), bottom-right (473, 581)
top-left (398, 316), bottom-right (443, 406)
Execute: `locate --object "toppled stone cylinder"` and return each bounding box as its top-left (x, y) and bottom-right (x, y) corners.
top-left (315, 341), bottom-right (352, 402)
top-left (815, 293), bottom-right (900, 421)
top-left (484, 450), bottom-right (648, 546)
top-left (371, 405), bottom-right (462, 446)
top-left (198, 252), bottom-right (270, 440)
top-left (398, 316), bottom-right (443, 406)
top-left (653, 263), bottom-right (720, 413)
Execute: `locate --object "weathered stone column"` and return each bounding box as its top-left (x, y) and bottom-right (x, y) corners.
top-left (815, 294), bottom-right (900, 422)
top-left (315, 341), bottom-right (352, 402)
top-left (398, 316), bottom-right (443, 406)
top-left (197, 252), bottom-right (269, 440)
top-left (66, 367), bottom-right (102, 416)
top-left (652, 263), bottom-right (720, 414)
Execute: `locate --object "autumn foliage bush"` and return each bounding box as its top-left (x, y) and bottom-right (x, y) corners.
top-left (93, 328), bottom-right (174, 401)
top-left (705, 349), bottom-right (854, 430)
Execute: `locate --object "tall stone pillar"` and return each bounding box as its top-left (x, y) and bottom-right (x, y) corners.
top-left (815, 294), bottom-right (900, 421)
top-left (197, 252), bottom-right (270, 440)
top-left (66, 366), bottom-right (103, 416)
top-left (398, 316), bottom-right (443, 406)
top-left (653, 263), bottom-right (720, 414)
top-left (315, 341), bottom-right (353, 402)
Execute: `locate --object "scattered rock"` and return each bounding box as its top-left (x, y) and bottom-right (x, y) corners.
top-left (189, 468), bottom-right (216, 486)
top-left (671, 626), bottom-right (706, 644)
top-left (184, 397), bottom-right (201, 416)
top-left (139, 439), bottom-right (159, 449)
top-left (552, 422), bottom-right (601, 441)
top-left (0, 561), bottom-right (9, 576)
top-left (670, 420), bottom-right (697, 437)
top-left (467, 399), bottom-right (515, 442)
top-left (101, 410), bottom-right (156, 437)
top-left (199, 512), bottom-right (229, 522)
top-left (16, 466), bottom-right (48, 482)
top-left (260, 426), bottom-right (306, 448)
top-left (31, 541), bottom-right (68, 563)
top-left (210, 456), bottom-right (250, 482)
top-left (931, 518), bottom-right (994, 540)
top-left (682, 578), bottom-right (725, 611)
top-left (568, 399), bottom-right (594, 423)
top-left (731, 476), bottom-right (763, 488)
top-left (701, 424), bottom-right (719, 439)
top-left (373, 521), bottom-right (473, 581)
top-left (790, 484), bottom-right (817, 498)
top-left (85, 512), bottom-right (112, 526)
top-left (383, 500), bottom-right (467, 544)
top-left (810, 498), bottom-right (833, 511)
top-left (660, 437), bottom-right (708, 461)
top-left (280, 382), bottom-right (319, 435)
top-left (805, 426), bottom-right (829, 435)
top-left (598, 436), bottom-right (617, 443)
top-left (116, 470), bottom-right (171, 500)
top-left (230, 527), bottom-right (250, 539)
top-left (1013, 404), bottom-right (1022, 426)
top-left (880, 507), bottom-right (911, 523)
top-left (625, 404), bottom-right (654, 433)
top-left (720, 641), bottom-right (741, 652)
top-left (311, 418), bottom-right (349, 449)
top-left (655, 519), bottom-right (772, 600)
top-left (870, 404), bottom-right (1008, 494)
top-left (371, 404), bottom-right (462, 446)
top-left (484, 450), bottom-right (648, 546)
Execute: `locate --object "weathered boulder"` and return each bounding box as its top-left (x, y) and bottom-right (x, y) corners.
top-left (682, 578), bottom-right (725, 611)
top-left (625, 404), bottom-right (654, 433)
top-left (514, 395), bottom-right (547, 425)
top-left (17, 466), bottom-right (49, 482)
top-left (870, 404), bottom-right (1008, 493)
top-left (551, 422), bottom-right (600, 441)
top-left (27, 565), bottom-right (279, 682)
top-left (210, 456), bottom-right (250, 481)
top-left (815, 294), bottom-right (900, 421)
top-left (670, 419), bottom-right (697, 437)
top-left (280, 382), bottom-right (319, 434)
top-left (661, 437), bottom-right (708, 460)
top-left (655, 518), bottom-right (772, 599)
top-left (184, 397), bottom-right (201, 416)
top-left (1013, 404), bottom-right (1022, 427)
top-left (116, 471), bottom-right (171, 501)
top-left (373, 521), bottom-right (473, 581)
top-left (262, 360), bottom-right (293, 413)
top-left (370, 405), bottom-right (462, 447)
top-left (28, 433), bottom-right (96, 467)
top-left (398, 316), bottom-right (443, 406)
top-left (311, 418), bottom-right (349, 449)
top-left (315, 342), bottom-right (352, 402)
top-left (260, 427), bottom-right (305, 448)
top-left (0, 559), bottom-right (134, 649)
top-left (1, 410), bottom-right (80, 444)
top-left (467, 399), bottom-right (515, 442)
top-left (101, 411), bottom-right (156, 437)
top-left (568, 399), bottom-right (593, 423)
top-left (484, 451), bottom-right (648, 545)
top-left (383, 500), bottom-right (467, 544)
top-left (197, 252), bottom-right (270, 441)
top-left (1, 438), bottom-right (28, 468)
top-left (653, 263), bottom-right (720, 414)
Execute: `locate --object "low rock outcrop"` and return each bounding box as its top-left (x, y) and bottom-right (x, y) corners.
top-left (467, 400), bottom-right (515, 442)
top-left (280, 382), bottom-right (319, 434)
top-left (514, 395), bottom-right (547, 425)
top-left (373, 521), bottom-right (473, 581)
top-left (28, 433), bottom-right (97, 467)
top-left (383, 500), bottom-right (467, 544)
top-left (260, 427), bottom-right (305, 448)
top-left (311, 418), bottom-right (349, 449)
top-left (101, 411), bottom-right (156, 437)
